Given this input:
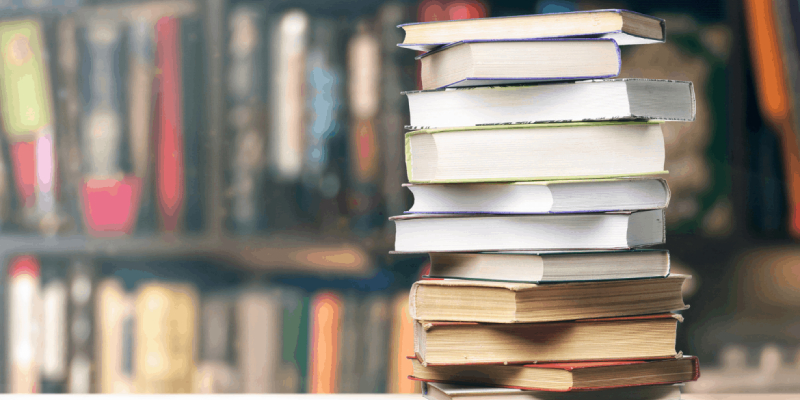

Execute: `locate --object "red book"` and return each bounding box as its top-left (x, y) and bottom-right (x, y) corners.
top-left (410, 356), bottom-right (700, 392)
top-left (155, 17), bottom-right (185, 232)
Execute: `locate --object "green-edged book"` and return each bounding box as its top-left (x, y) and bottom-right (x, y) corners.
top-left (405, 122), bottom-right (667, 183)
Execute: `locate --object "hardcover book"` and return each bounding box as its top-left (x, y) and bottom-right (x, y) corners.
top-left (398, 9), bottom-right (666, 52)
top-left (419, 39), bottom-right (621, 90)
top-left (411, 356), bottom-right (699, 391)
top-left (405, 79), bottom-right (696, 129)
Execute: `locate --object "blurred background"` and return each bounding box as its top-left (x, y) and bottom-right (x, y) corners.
top-left (0, 0), bottom-right (797, 394)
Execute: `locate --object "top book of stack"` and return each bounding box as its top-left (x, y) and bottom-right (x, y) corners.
top-left (398, 9), bottom-right (665, 52)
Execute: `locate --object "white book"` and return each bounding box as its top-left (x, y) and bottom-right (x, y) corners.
top-left (405, 79), bottom-right (695, 130)
top-left (392, 210), bottom-right (665, 253)
top-left (405, 122), bottom-right (666, 183)
top-left (427, 250), bottom-right (670, 283)
top-left (405, 178), bottom-right (670, 214)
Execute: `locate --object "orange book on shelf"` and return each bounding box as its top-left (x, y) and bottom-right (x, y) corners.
top-left (308, 291), bottom-right (342, 393)
top-left (744, 0), bottom-right (800, 237)
top-left (387, 291), bottom-right (419, 393)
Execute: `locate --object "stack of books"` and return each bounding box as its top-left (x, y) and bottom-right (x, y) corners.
top-left (390, 10), bottom-right (700, 400)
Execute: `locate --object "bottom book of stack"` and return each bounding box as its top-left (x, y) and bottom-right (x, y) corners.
top-left (423, 381), bottom-right (684, 400)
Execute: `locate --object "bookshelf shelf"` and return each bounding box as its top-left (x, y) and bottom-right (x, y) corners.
top-left (0, 233), bottom-right (373, 275)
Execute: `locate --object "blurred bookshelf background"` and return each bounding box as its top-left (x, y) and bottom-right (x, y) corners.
top-left (0, 0), bottom-right (797, 394)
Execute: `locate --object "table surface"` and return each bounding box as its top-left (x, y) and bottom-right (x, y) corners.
top-left (0, 395), bottom-right (794, 399)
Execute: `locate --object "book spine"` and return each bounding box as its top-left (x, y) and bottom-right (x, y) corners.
top-left (134, 282), bottom-right (199, 393)
top-left (7, 255), bottom-right (42, 393)
top-left (359, 294), bottom-right (391, 393)
top-left (80, 18), bottom-right (143, 237)
top-left (55, 16), bottom-right (83, 232)
top-left (0, 19), bottom-right (60, 233)
top-left (67, 260), bottom-right (93, 393)
top-left (40, 261), bottom-right (68, 393)
top-left (337, 292), bottom-right (362, 393)
top-left (347, 21), bottom-right (384, 235)
top-left (308, 291), bottom-right (342, 393)
top-left (195, 292), bottom-right (238, 393)
top-left (279, 288), bottom-right (309, 393)
top-left (228, 4), bottom-right (267, 233)
top-left (235, 288), bottom-right (282, 393)
top-left (387, 291), bottom-right (419, 393)
top-left (270, 10), bottom-right (308, 183)
top-left (181, 16), bottom-right (206, 233)
top-left (128, 18), bottom-right (156, 191)
top-left (155, 17), bottom-right (185, 233)
top-left (300, 17), bottom-right (345, 229)
top-left (94, 277), bottom-right (135, 393)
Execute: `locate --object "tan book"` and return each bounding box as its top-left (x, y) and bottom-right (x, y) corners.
top-left (399, 10), bottom-right (665, 52)
top-left (134, 282), bottom-right (198, 393)
top-left (424, 382), bottom-right (683, 400)
top-left (95, 278), bottom-right (135, 393)
top-left (409, 276), bottom-right (687, 323)
top-left (415, 314), bottom-right (680, 365)
top-left (413, 357), bottom-right (698, 391)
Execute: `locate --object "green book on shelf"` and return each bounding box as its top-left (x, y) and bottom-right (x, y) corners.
top-left (404, 121), bottom-right (667, 183)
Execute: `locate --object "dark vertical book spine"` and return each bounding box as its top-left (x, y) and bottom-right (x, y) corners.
top-left (346, 20), bottom-right (384, 236)
top-left (228, 4), bottom-right (268, 234)
top-left (67, 260), bottom-right (94, 393)
top-left (181, 16), bottom-right (206, 233)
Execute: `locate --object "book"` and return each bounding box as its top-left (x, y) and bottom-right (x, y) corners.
top-left (423, 381), bottom-right (683, 400)
top-left (229, 4), bottom-right (267, 233)
top-left (308, 291), bottom-right (342, 393)
top-left (155, 17), bottom-right (185, 233)
top-left (405, 178), bottom-right (670, 214)
top-left (398, 9), bottom-right (665, 52)
top-left (411, 356), bottom-right (699, 392)
top-left (405, 79), bottom-right (696, 130)
top-left (392, 210), bottom-right (665, 253)
top-left (426, 250), bottom-right (670, 283)
top-left (271, 9), bottom-right (309, 182)
top-left (40, 262), bottom-right (68, 393)
top-left (414, 314), bottom-right (680, 365)
top-left (279, 288), bottom-right (309, 393)
top-left (387, 290), bottom-right (420, 393)
top-left (180, 15), bottom-right (205, 233)
top-left (80, 18), bottom-right (142, 237)
top-left (95, 278), bottom-right (135, 393)
top-left (408, 275), bottom-right (687, 323)
top-left (236, 288), bottom-right (282, 393)
top-left (338, 292), bottom-right (362, 393)
top-left (404, 122), bottom-right (666, 183)
top-left (359, 294), bottom-right (391, 393)
top-left (67, 260), bottom-right (93, 393)
top-left (419, 39), bottom-right (620, 90)
top-left (347, 19), bottom-right (385, 235)
top-left (7, 255), bottom-right (41, 393)
top-left (134, 282), bottom-right (198, 393)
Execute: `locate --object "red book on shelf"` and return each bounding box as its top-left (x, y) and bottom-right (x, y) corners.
top-left (409, 355), bottom-right (700, 392)
top-left (155, 17), bottom-right (185, 232)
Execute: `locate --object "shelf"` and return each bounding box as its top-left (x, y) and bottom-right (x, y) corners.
top-left (0, 232), bottom-right (373, 276)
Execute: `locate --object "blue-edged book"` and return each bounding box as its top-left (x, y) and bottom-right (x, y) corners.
top-left (418, 38), bottom-right (620, 90)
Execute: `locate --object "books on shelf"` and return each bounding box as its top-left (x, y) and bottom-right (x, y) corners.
top-left (393, 210), bottom-right (665, 253)
top-left (405, 79), bottom-right (695, 129)
top-left (405, 178), bottom-right (670, 214)
top-left (398, 9), bottom-right (666, 51)
top-left (419, 39), bottom-right (621, 90)
top-left (404, 122), bottom-right (666, 183)
top-left (412, 356), bottom-right (699, 391)
top-left (414, 314), bottom-right (680, 365)
top-left (426, 250), bottom-right (670, 283)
